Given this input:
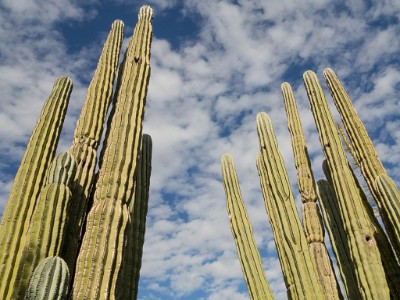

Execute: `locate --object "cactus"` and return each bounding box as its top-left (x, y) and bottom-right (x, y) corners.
top-left (303, 70), bottom-right (389, 298)
top-left (324, 68), bottom-right (400, 257)
top-left (0, 77), bottom-right (72, 296)
top-left (71, 6), bottom-right (153, 299)
top-left (25, 256), bottom-right (70, 300)
top-left (117, 134), bottom-right (153, 299)
top-left (256, 112), bottom-right (324, 299)
top-left (221, 153), bottom-right (274, 300)
top-left (281, 82), bottom-right (342, 299)
top-left (62, 20), bottom-right (124, 271)
top-left (6, 152), bottom-right (76, 299)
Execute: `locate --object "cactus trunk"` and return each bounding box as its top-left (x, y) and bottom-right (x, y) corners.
top-left (71, 6), bottom-right (153, 299)
top-left (62, 20), bottom-right (124, 271)
top-left (281, 82), bottom-right (342, 299)
top-left (221, 153), bottom-right (274, 300)
top-left (256, 112), bottom-right (324, 299)
top-left (0, 77), bottom-right (72, 296)
top-left (303, 70), bottom-right (389, 298)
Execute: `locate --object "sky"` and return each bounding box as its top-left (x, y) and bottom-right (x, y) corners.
top-left (1, 0), bottom-right (400, 299)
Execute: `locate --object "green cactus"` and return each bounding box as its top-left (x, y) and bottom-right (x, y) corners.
top-left (0, 77), bottom-right (73, 296)
top-left (25, 256), bottom-right (70, 300)
top-left (324, 68), bottom-right (400, 258)
top-left (281, 82), bottom-right (342, 299)
top-left (62, 19), bottom-right (124, 271)
top-left (256, 112), bottom-right (324, 299)
top-left (71, 6), bottom-right (153, 299)
top-left (221, 153), bottom-right (274, 300)
top-left (117, 133), bottom-right (153, 299)
top-left (303, 70), bottom-right (389, 298)
top-left (6, 152), bottom-right (76, 299)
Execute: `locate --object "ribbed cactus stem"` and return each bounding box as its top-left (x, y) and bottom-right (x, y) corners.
top-left (62, 20), bottom-right (124, 271)
top-left (324, 68), bottom-right (400, 257)
top-left (72, 6), bottom-right (153, 299)
top-left (303, 70), bottom-right (389, 298)
top-left (281, 82), bottom-right (342, 299)
top-left (316, 178), bottom-right (361, 299)
top-left (256, 112), bottom-right (324, 299)
top-left (25, 256), bottom-right (70, 300)
top-left (7, 153), bottom-right (76, 299)
top-left (117, 134), bottom-right (153, 299)
top-left (0, 77), bottom-right (72, 295)
top-left (221, 153), bottom-right (274, 300)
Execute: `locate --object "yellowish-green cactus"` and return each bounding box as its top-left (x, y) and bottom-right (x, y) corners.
top-left (303, 70), bottom-right (389, 298)
top-left (6, 152), bottom-right (76, 299)
top-left (71, 6), bottom-right (153, 299)
top-left (324, 68), bottom-right (400, 258)
top-left (62, 20), bottom-right (124, 271)
top-left (256, 112), bottom-right (324, 299)
top-left (281, 82), bottom-right (342, 300)
top-left (221, 153), bottom-right (274, 300)
top-left (0, 77), bottom-right (72, 296)
top-left (117, 134), bottom-right (153, 299)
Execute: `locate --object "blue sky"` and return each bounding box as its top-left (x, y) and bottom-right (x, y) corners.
top-left (1, 0), bottom-right (400, 299)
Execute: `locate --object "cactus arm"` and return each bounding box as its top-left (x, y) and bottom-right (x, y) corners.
top-left (221, 153), bottom-right (274, 300)
top-left (0, 77), bottom-right (72, 296)
top-left (71, 6), bottom-right (153, 299)
top-left (281, 82), bottom-right (342, 299)
top-left (117, 134), bottom-right (153, 299)
top-left (62, 20), bottom-right (124, 271)
top-left (256, 112), bottom-right (324, 299)
top-left (25, 256), bottom-right (70, 300)
top-left (324, 68), bottom-right (400, 257)
top-left (303, 70), bottom-right (389, 298)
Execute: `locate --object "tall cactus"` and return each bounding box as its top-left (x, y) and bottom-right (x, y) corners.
top-left (324, 68), bottom-right (400, 257)
top-left (25, 256), bottom-right (70, 300)
top-left (117, 134), bottom-right (153, 299)
top-left (221, 153), bottom-right (274, 300)
top-left (6, 152), bottom-right (76, 299)
top-left (281, 82), bottom-right (342, 299)
top-left (256, 112), bottom-right (324, 299)
top-left (62, 20), bottom-right (124, 270)
top-left (0, 77), bottom-right (73, 296)
top-left (71, 6), bottom-right (153, 299)
top-left (303, 70), bottom-right (389, 298)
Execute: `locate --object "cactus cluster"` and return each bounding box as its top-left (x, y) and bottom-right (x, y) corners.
top-left (222, 68), bottom-right (400, 299)
top-left (0, 5), bottom-right (153, 299)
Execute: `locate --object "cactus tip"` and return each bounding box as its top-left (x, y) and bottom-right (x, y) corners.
top-left (112, 19), bottom-right (124, 28)
top-left (139, 5), bottom-right (153, 21)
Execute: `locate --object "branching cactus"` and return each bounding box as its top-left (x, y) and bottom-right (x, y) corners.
top-left (303, 70), bottom-right (389, 298)
top-left (0, 77), bottom-right (73, 296)
top-left (281, 82), bottom-right (342, 300)
top-left (256, 112), bottom-right (324, 299)
top-left (62, 20), bottom-right (124, 271)
top-left (324, 68), bottom-right (400, 258)
top-left (117, 134), bottom-right (153, 299)
top-left (25, 256), bottom-right (70, 300)
top-left (221, 153), bottom-right (274, 300)
top-left (7, 152), bottom-right (76, 299)
top-left (71, 6), bottom-right (153, 299)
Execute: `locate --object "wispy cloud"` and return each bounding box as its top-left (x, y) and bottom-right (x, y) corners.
top-left (1, 0), bottom-right (400, 299)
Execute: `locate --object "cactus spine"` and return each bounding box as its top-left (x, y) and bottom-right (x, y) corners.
top-left (281, 82), bottom-right (342, 299)
top-left (221, 153), bottom-right (274, 300)
top-left (0, 77), bottom-right (73, 296)
top-left (7, 152), bottom-right (76, 299)
top-left (324, 68), bottom-right (400, 258)
top-left (25, 256), bottom-right (70, 300)
top-left (256, 112), bottom-right (324, 299)
top-left (63, 20), bottom-right (124, 270)
top-left (303, 70), bottom-right (389, 298)
top-left (71, 6), bottom-right (153, 299)
top-left (117, 134), bottom-right (153, 299)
